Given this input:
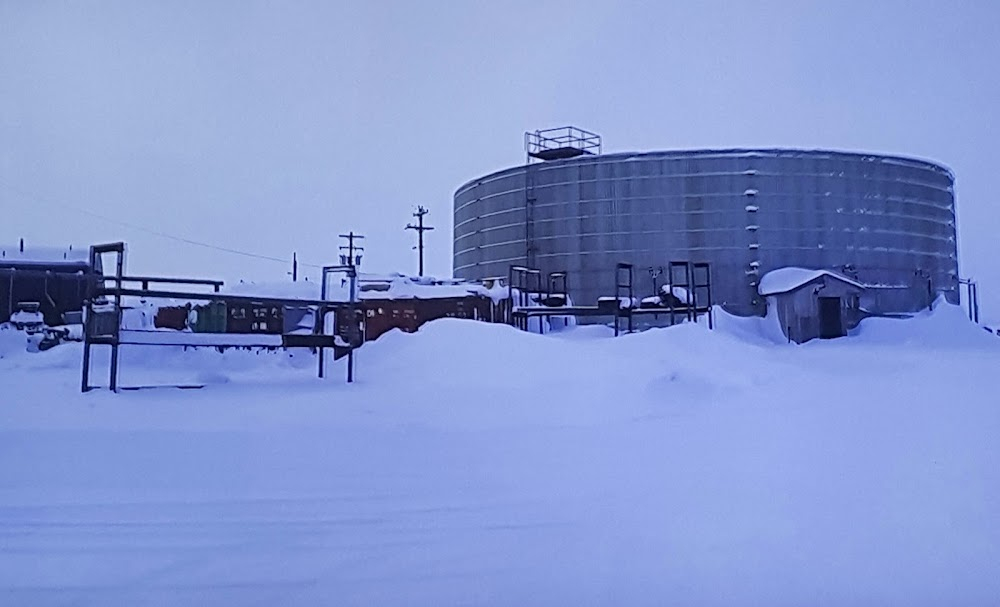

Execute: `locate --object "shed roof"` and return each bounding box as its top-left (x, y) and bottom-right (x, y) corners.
top-left (759, 267), bottom-right (865, 296)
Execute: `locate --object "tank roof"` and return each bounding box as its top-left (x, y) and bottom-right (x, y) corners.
top-left (455, 147), bottom-right (954, 196)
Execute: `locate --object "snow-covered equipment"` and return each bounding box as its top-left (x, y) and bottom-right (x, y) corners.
top-left (9, 302), bottom-right (45, 333)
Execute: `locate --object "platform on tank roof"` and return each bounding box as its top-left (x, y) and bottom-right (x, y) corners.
top-left (528, 147), bottom-right (595, 161)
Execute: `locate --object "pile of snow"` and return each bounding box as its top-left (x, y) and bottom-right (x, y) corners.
top-left (0, 302), bottom-right (997, 605)
top-left (713, 304), bottom-right (789, 345)
top-left (0, 325), bottom-right (31, 359)
top-left (661, 283), bottom-right (692, 304)
top-left (849, 297), bottom-right (1000, 349)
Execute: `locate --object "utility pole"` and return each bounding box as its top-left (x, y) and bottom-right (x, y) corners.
top-left (338, 231), bottom-right (365, 268)
top-left (336, 233), bottom-right (364, 385)
top-left (405, 206), bottom-right (434, 276)
top-left (291, 252), bottom-right (298, 282)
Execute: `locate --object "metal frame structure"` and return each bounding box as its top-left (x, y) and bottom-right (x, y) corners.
top-left (959, 277), bottom-right (980, 324)
top-left (508, 265), bottom-right (543, 330)
top-left (548, 271), bottom-right (568, 304)
top-left (614, 262), bottom-right (634, 336)
top-left (668, 261), bottom-right (692, 326)
top-left (81, 243), bottom-right (353, 392)
top-left (523, 126), bottom-right (603, 267)
top-left (692, 262), bottom-right (714, 330)
top-left (319, 264), bottom-right (358, 382)
top-left (505, 261), bottom-right (715, 337)
top-left (81, 243), bottom-right (125, 392)
top-left (508, 265), bottom-right (578, 334)
top-left (525, 127), bottom-right (602, 162)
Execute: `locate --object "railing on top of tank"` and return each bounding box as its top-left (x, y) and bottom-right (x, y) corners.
top-left (525, 126), bottom-right (602, 158)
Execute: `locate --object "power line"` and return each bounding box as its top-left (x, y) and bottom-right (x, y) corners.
top-left (0, 181), bottom-right (325, 268)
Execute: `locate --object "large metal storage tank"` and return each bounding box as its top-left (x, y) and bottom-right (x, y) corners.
top-left (453, 148), bottom-right (958, 316)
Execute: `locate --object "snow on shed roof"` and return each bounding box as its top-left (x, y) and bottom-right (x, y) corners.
top-left (759, 267), bottom-right (864, 296)
top-left (0, 245), bottom-right (89, 265)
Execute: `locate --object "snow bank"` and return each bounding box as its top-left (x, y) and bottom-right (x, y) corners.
top-left (714, 305), bottom-right (789, 345)
top-left (850, 299), bottom-right (999, 349)
top-left (1, 306), bottom-right (998, 605)
top-left (0, 326), bottom-right (30, 359)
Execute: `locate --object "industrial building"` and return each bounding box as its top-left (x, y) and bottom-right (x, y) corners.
top-left (1, 241), bottom-right (94, 327)
top-left (453, 128), bottom-right (959, 323)
top-left (758, 267), bottom-right (866, 344)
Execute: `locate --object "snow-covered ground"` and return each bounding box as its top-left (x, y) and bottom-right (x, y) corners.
top-left (1, 304), bottom-right (998, 606)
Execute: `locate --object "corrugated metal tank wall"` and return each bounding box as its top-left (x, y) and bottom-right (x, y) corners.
top-left (453, 149), bottom-right (958, 316)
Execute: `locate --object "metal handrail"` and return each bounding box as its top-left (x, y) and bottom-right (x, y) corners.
top-left (525, 126), bottom-right (602, 157)
top-left (92, 286), bottom-right (338, 308)
top-left (116, 275), bottom-right (224, 291)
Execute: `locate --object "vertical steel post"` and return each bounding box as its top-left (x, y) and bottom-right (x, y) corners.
top-left (81, 340), bottom-right (92, 391)
top-left (108, 250), bottom-right (124, 393)
top-left (706, 266), bottom-right (714, 330)
top-left (318, 270), bottom-right (328, 379)
top-left (81, 295), bottom-right (92, 393)
top-left (973, 282), bottom-right (980, 324)
top-left (81, 247), bottom-right (94, 392)
top-left (6, 271), bottom-right (12, 323)
top-left (627, 265), bottom-right (634, 334)
top-left (507, 265), bottom-right (514, 326)
top-left (685, 263), bottom-right (693, 323)
top-left (347, 268), bottom-right (356, 383)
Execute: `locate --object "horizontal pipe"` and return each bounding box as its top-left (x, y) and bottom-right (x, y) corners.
top-left (92, 286), bottom-right (349, 309)
top-left (119, 275), bottom-right (224, 287)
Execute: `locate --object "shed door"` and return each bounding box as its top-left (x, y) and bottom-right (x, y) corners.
top-left (818, 297), bottom-right (845, 339)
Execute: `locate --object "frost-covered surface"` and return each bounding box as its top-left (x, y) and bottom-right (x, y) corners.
top-left (224, 274), bottom-right (508, 303)
top-left (759, 266), bottom-right (864, 296)
top-left (1, 305), bottom-right (999, 605)
top-left (597, 295), bottom-right (638, 309)
top-left (640, 285), bottom-right (693, 307)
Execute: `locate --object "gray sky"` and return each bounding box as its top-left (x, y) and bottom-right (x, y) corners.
top-left (2, 1), bottom-right (998, 319)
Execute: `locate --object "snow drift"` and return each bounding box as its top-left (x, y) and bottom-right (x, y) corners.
top-left (0, 303), bottom-right (998, 606)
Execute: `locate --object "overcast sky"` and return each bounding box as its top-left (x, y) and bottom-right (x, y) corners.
top-left (2, 1), bottom-right (997, 318)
